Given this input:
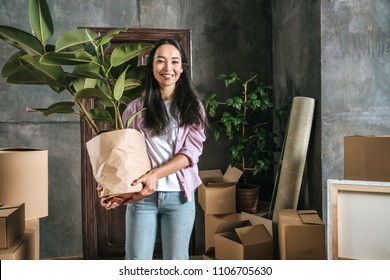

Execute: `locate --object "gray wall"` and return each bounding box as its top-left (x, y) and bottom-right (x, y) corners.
top-left (273, 0), bottom-right (390, 229)
top-left (272, 0), bottom-right (322, 213)
top-left (321, 0), bottom-right (390, 222)
top-left (0, 0), bottom-right (272, 258)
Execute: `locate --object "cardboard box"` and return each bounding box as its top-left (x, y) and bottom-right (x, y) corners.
top-left (0, 148), bottom-right (48, 221)
top-left (198, 165), bottom-right (243, 215)
top-left (0, 204), bottom-right (25, 249)
top-left (25, 219), bottom-right (39, 260)
top-left (0, 235), bottom-right (27, 260)
top-left (215, 220), bottom-right (273, 260)
top-left (344, 136), bottom-right (390, 182)
top-left (204, 213), bottom-right (242, 251)
top-left (0, 228), bottom-right (37, 260)
top-left (278, 209), bottom-right (326, 260)
top-left (203, 247), bottom-right (216, 260)
top-left (204, 212), bottom-right (273, 253)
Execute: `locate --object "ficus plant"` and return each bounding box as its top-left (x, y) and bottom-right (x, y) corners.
top-left (203, 72), bottom-right (276, 186)
top-left (0, 0), bottom-right (154, 136)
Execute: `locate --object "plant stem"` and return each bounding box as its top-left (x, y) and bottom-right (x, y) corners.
top-left (76, 100), bottom-right (99, 135)
top-left (241, 74), bottom-right (257, 184)
top-left (66, 84), bottom-right (99, 135)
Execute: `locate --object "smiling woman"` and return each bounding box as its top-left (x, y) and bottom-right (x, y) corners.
top-left (80, 29), bottom-right (193, 260)
top-left (110, 38), bottom-right (208, 260)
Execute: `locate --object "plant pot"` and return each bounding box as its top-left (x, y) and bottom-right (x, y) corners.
top-left (86, 129), bottom-right (151, 202)
top-left (236, 185), bottom-right (260, 214)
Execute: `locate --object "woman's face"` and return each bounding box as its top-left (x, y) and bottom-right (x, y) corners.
top-left (152, 43), bottom-right (183, 92)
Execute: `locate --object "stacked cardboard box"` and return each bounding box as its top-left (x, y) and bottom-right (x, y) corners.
top-left (0, 204), bottom-right (25, 249)
top-left (0, 148), bottom-right (48, 260)
top-left (198, 166), bottom-right (242, 258)
top-left (0, 204), bottom-right (39, 260)
top-left (198, 166), bottom-right (274, 260)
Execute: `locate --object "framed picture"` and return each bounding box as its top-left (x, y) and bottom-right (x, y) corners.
top-left (327, 179), bottom-right (390, 260)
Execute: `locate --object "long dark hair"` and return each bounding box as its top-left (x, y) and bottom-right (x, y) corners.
top-left (143, 38), bottom-right (207, 135)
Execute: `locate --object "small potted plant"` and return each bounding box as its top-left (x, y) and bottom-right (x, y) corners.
top-left (0, 0), bottom-right (154, 202)
top-left (203, 72), bottom-right (276, 213)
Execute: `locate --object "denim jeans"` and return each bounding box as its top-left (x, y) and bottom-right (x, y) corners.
top-left (125, 191), bottom-right (195, 260)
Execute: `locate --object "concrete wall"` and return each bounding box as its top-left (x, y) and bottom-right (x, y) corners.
top-left (272, 0), bottom-right (390, 226)
top-left (321, 0), bottom-right (390, 221)
top-left (0, 0), bottom-right (272, 258)
top-left (272, 0), bottom-right (322, 213)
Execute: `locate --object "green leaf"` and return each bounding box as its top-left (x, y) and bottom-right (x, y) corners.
top-left (2, 51), bottom-right (27, 78)
top-left (28, 101), bottom-right (75, 117)
top-left (114, 65), bottom-right (130, 101)
top-left (220, 72), bottom-right (239, 87)
top-left (213, 130), bottom-right (220, 140)
top-left (124, 78), bottom-right (141, 91)
top-left (126, 65), bottom-right (147, 80)
top-left (19, 54), bottom-right (66, 88)
top-left (29, 0), bottom-right (53, 43)
top-left (110, 43), bottom-right (154, 67)
top-left (126, 108), bottom-right (146, 128)
top-left (0, 25), bottom-right (44, 55)
top-left (88, 108), bottom-right (114, 126)
top-left (96, 28), bottom-right (124, 47)
top-left (110, 56), bottom-right (138, 79)
top-left (70, 62), bottom-right (101, 92)
top-left (6, 67), bottom-right (44, 84)
top-left (40, 51), bottom-right (94, 65)
top-left (71, 62), bottom-right (101, 78)
top-left (55, 29), bottom-right (99, 52)
top-left (73, 88), bottom-right (110, 101)
top-left (98, 97), bottom-right (114, 108)
top-left (95, 79), bottom-right (111, 98)
top-left (122, 86), bottom-right (144, 104)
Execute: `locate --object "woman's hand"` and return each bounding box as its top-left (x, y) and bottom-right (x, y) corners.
top-left (97, 184), bottom-right (121, 210)
top-left (123, 171), bottom-right (158, 204)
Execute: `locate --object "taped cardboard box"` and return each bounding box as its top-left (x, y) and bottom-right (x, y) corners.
top-left (344, 136), bottom-right (390, 182)
top-left (214, 220), bottom-right (273, 260)
top-left (198, 165), bottom-right (243, 215)
top-left (0, 204), bottom-right (25, 249)
top-left (278, 209), bottom-right (326, 260)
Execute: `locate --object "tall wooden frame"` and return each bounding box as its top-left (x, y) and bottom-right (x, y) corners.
top-left (327, 179), bottom-right (390, 260)
top-left (81, 28), bottom-right (191, 259)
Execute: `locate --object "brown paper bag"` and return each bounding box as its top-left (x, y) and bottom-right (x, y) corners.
top-left (86, 129), bottom-right (151, 202)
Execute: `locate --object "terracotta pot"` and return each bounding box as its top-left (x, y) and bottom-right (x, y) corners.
top-left (236, 185), bottom-right (260, 213)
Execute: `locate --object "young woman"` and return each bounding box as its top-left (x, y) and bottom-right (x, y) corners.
top-left (101, 39), bottom-right (207, 260)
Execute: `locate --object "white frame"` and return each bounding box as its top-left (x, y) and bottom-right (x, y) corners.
top-left (327, 179), bottom-right (390, 260)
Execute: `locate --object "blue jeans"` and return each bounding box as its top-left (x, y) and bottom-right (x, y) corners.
top-left (125, 191), bottom-right (195, 260)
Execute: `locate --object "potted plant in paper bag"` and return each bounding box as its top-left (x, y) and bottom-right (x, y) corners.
top-left (203, 72), bottom-right (276, 213)
top-left (0, 0), bottom-right (154, 203)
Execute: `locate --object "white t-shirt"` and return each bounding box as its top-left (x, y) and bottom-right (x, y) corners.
top-left (143, 100), bottom-right (181, 191)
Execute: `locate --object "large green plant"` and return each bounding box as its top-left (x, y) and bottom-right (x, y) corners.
top-left (0, 0), bottom-right (154, 135)
top-left (204, 72), bottom-right (276, 186)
